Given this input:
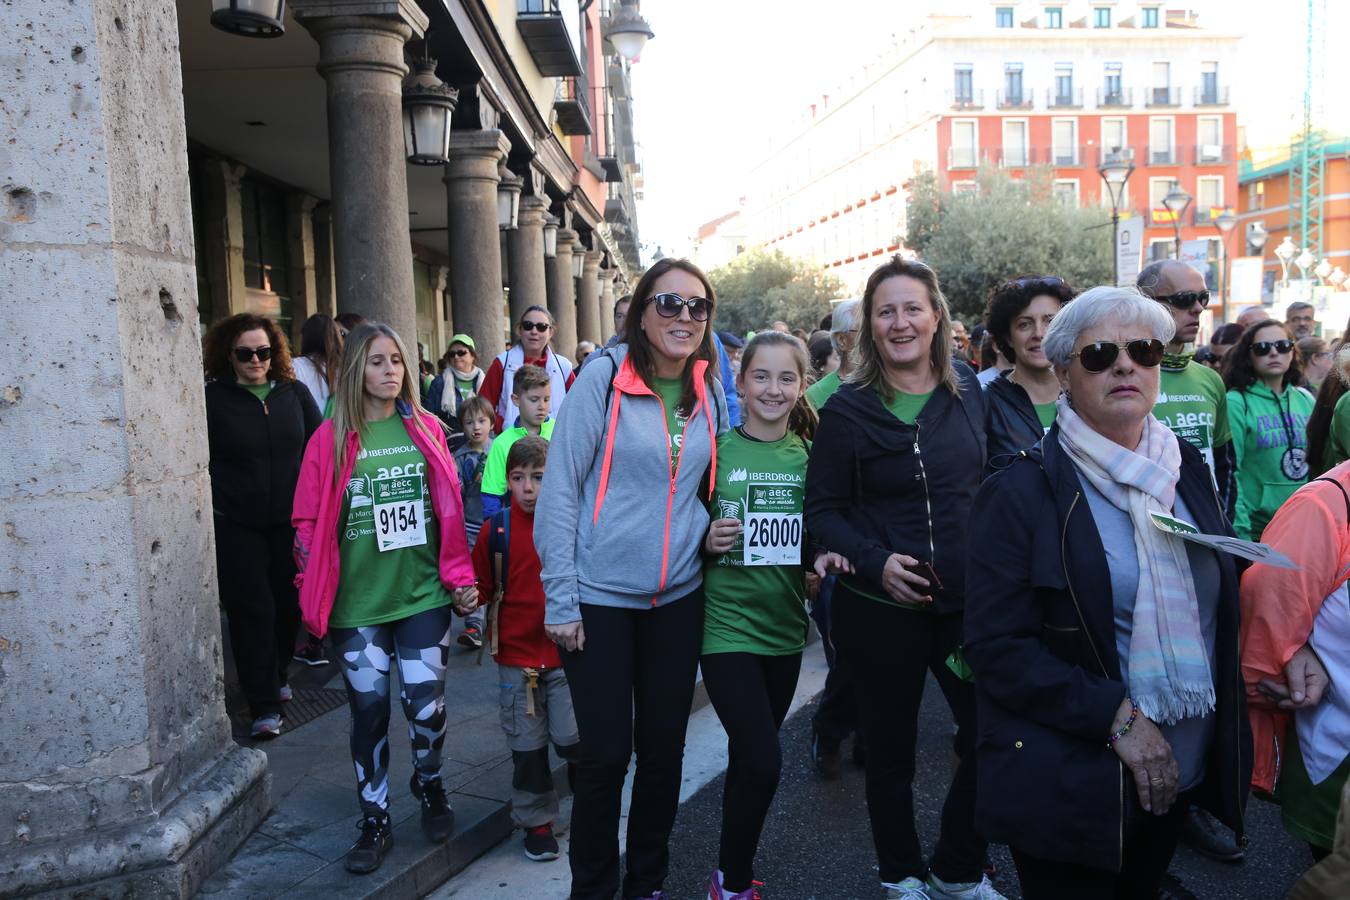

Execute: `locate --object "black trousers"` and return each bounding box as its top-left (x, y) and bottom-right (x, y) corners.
top-left (560, 591), bottom-right (705, 900)
top-left (810, 575), bottom-right (858, 746)
top-left (830, 583), bottom-right (986, 885)
top-left (701, 651), bottom-right (803, 892)
top-left (215, 516), bottom-right (299, 719)
top-left (1011, 793), bottom-right (1191, 899)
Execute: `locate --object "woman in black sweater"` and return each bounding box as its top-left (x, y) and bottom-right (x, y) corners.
top-left (805, 257), bottom-right (996, 900)
top-left (204, 314), bottom-right (320, 739)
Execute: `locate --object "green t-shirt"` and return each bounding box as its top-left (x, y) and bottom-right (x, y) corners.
top-left (331, 414), bottom-right (450, 628)
top-left (702, 429), bottom-right (810, 656)
top-left (481, 418), bottom-right (555, 497)
top-left (806, 371), bottom-right (841, 410)
top-left (653, 376), bottom-right (689, 475)
top-left (1154, 362), bottom-right (1232, 475)
top-left (1034, 401), bottom-right (1057, 430)
top-left (243, 382), bottom-right (272, 401)
top-left (1321, 391), bottom-right (1350, 475)
top-left (878, 386), bottom-right (933, 424)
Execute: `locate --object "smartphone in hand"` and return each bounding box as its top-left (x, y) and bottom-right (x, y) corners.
top-left (912, 561), bottom-right (943, 600)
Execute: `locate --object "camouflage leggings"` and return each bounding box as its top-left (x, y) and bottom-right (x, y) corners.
top-left (331, 605), bottom-right (452, 813)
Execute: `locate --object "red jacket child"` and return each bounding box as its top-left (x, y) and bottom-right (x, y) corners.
top-left (471, 504), bottom-right (560, 669)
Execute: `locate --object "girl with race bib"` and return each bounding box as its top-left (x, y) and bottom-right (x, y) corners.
top-left (292, 323), bottom-right (477, 875)
top-left (701, 332), bottom-right (851, 900)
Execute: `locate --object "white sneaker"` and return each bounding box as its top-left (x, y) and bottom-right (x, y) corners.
top-left (884, 877), bottom-right (931, 899)
top-left (926, 873), bottom-right (1006, 900)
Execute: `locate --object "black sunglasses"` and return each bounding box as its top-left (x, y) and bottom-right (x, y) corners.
top-left (1154, 290), bottom-right (1210, 309)
top-left (1252, 339), bottom-right (1295, 357)
top-left (649, 292), bottom-right (713, 322)
top-left (1069, 339), bottom-right (1165, 373)
top-left (519, 320), bottom-right (551, 333)
top-left (233, 346), bottom-right (272, 362)
top-left (450, 348), bottom-right (471, 357)
top-left (1012, 276), bottom-right (1066, 291)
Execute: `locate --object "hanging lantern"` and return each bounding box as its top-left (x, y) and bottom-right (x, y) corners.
top-left (210, 0), bottom-right (286, 38)
top-left (497, 163), bottom-right (523, 230)
top-left (571, 246), bottom-right (585, 279)
top-left (604, 1), bottom-right (655, 61)
top-left (402, 57), bottom-right (457, 165)
top-left (543, 214), bottom-right (559, 259)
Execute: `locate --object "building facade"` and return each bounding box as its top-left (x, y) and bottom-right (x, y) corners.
top-left (0, 1), bottom-right (648, 895)
top-left (741, 2), bottom-right (1239, 294)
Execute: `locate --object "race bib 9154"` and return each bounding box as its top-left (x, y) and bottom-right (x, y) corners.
top-left (373, 474), bottom-right (427, 552)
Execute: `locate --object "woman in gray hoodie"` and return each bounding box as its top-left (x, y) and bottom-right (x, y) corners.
top-left (537, 258), bottom-right (729, 900)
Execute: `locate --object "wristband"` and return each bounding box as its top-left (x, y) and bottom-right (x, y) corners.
top-left (1107, 699), bottom-right (1139, 748)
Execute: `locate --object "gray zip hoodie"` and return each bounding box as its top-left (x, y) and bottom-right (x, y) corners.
top-left (535, 344), bottom-right (729, 624)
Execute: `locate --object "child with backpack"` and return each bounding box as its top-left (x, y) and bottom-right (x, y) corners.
top-left (452, 395), bottom-right (495, 649)
top-left (481, 365), bottom-right (554, 518)
top-left (700, 332), bottom-right (852, 900)
top-left (469, 435), bottom-right (579, 861)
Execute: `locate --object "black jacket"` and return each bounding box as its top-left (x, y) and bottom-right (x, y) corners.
top-left (983, 370), bottom-right (1047, 468)
top-left (205, 379), bottom-right (321, 528)
top-left (805, 363), bottom-right (986, 614)
top-left (963, 428), bottom-right (1251, 871)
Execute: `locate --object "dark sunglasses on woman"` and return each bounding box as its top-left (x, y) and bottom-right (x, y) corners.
top-left (649, 292), bottom-right (713, 322)
top-left (1069, 339), bottom-right (1165, 373)
top-left (234, 346), bottom-right (272, 362)
top-left (1252, 339), bottom-right (1294, 357)
top-left (519, 320), bottom-right (551, 333)
top-left (1155, 290), bottom-right (1210, 309)
top-left (450, 348), bottom-right (471, 357)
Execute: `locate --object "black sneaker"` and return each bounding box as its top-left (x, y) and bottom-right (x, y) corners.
top-left (345, 812), bottom-right (392, 874)
top-left (523, 823), bottom-right (560, 861)
top-left (811, 730), bottom-right (842, 780)
top-left (1179, 806), bottom-right (1244, 863)
top-left (292, 635), bottom-right (328, 667)
top-left (457, 624), bottom-right (483, 649)
top-left (409, 774), bottom-right (455, 843)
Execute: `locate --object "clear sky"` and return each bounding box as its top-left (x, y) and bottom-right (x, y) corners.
top-left (629, 0), bottom-right (1348, 259)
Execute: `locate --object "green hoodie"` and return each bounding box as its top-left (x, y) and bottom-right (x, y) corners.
top-left (1226, 381), bottom-right (1316, 540)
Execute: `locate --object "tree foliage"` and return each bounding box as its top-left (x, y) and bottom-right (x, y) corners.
top-left (706, 249), bottom-right (846, 335)
top-left (904, 165), bottom-right (1114, 321)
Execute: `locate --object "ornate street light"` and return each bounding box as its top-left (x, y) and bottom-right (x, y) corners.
top-left (1212, 208), bottom-right (1237, 323)
top-left (1247, 221), bottom-right (1269, 254)
top-left (1162, 185), bottom-right (1192, 260)
top-left (1295, 247), bottom-right (1316, 278)
top-left (1275, 236), bottom-right (1296, 286)
top-left (496, 163), bottom-right (522, 230)
top-left (605, 0), bottom-right (655, 62)
top-left (1097, 156), bottom-right (1135, 285)
top-left (401, 55), bottom-right (457, 165)
top-left (210, 0), bottom-right (285, 37)
top-left (542, 214), bottom-right (559, 259)
top-left (571, 245), bottom-right (585, 279)
top-left (1330, 267), bottom-right (1347, 290)
top-left (1314, 258), bottom-right (1333, 284)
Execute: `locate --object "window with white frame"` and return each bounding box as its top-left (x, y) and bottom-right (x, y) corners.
top-left (1142, 6), bottom-right (1160, 28)
top-left (1196, 176), bottom-right (1223, 218)
top-left (1151, 61), bottom-right (1171, 104)
top-left (1003, 119), bottom-right (1028, 167)
top-left (1200, 61), bottom-right (1220, 104)
top-left (1197, 116), bottom-right (1223, 163)
top-left (1052, 118), bottom-right (1078, 166)
top-left (1149, 177), bottom-right (1179, 222)
top-left (1045, 6), bottom-right (1063, 28)
top-left (1004, 63), bottom-right (1025, 106)
top-left (995, 6), bottom-right (1013, 28)
top-left (1093, 6), bottom-right (1111, 27)
top-left (1103, 62), bottom-right (1123, 104)
top-left (1101, 117), bottom-right (1127, 157)
top-left (1149, 117), bottom-right (1174, 164)
top-left (954, 64), bottom-right (974, 104)
top-left (1053, 179), bottom-right (1079, 207)
top-left (951, 119), bottom-right (978, 168)
top-left (1054, 63), bottom-right (1074, 105)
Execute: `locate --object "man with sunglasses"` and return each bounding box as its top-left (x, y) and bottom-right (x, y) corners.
top-left (1137, 262), bottom-right (1236, 521)
top-left (1137, 260), bottom-right (1243, 866)
top-left (481, 306), bottom-right (576, 434)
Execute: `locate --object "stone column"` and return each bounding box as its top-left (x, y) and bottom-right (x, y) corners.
top-left (576, 250), bottom-right (605, 346)
top-left (292, 0), bottom-right (427, 347)
top-left (600, 269), bottom-right (617, 342)
top-left (200, 158), bottom-right (249, 321)
top-left (508, 194), bottom-right (549, 327)
top-left (0, 2), bottom-right (268, 895)
top-left (546, 228), bottom-right (579, 361)
top-left (313, 203), bottom-right (337, 318)
top-left (444, 130), bottom-right (511, 361)
top-left (285, 194), bottom-right (320, 346)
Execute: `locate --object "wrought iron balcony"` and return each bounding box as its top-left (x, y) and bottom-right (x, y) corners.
top-left (1147, 144), bottom-right (1178, 165)
top-left (517, 1), bottom-right (582, 77)
top-left (1047, 87), bottom-right (1083, 109)
top-left (1193, 143), bottom-right (1232, 165)
top-left (1195, 85), bottom-right (1230, 106)
top-left (947, 147), bottom-right (980, 169)
top-left (997, 89), bottom-right (1033, 110)
top-left (1097, 87), bottom-right (1133, 108)
top-left (948, 89), bottom-right (985, 110)
top-left (553, 76), bottom-right (592, 136)
top-left (1146, 86), bottom-right (1181, 108)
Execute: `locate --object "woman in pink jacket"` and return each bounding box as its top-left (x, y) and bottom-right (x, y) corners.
top-left (292, 323), bottom-right (476, 875)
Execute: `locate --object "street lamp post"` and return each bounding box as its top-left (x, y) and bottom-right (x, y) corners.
top-left (1295, 247), bottom-right (1316, 281)
top-left (1213, 208), bottom-right (1237, 324)
top-left (1162, 185), bottom-right (1192, 260)
top-left (1098, 156), bottom-right (1135, 285)
top-left (1275, 236), bottom-right (1296, 286)
top-left (604, 0), bottom-right (655, 62)
top-left (1314, 258), bottom-right (1332, 285)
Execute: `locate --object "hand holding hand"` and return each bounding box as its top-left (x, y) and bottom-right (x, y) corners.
top-left (704, 517), bottom-right (742, 555)
top-left (545, 621), bottom-right (586, 652)
top-left (1110, 697), bottom-right (1179, 815)
top-left (880, 554), bottom-right (931, 605)
top-left (452, 585), bottom-right (479, 616)
top-left (1257, 644), bottom-right (1329, 710)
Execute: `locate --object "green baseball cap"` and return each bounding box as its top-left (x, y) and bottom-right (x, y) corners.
top-left (449, 333), bottom-right (476, 351)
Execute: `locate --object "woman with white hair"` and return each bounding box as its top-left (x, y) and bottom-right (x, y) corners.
top-left (964, 286), bottom-right (1252, 898)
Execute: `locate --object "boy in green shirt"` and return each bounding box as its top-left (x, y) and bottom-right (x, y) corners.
top-left (481, 364), bottom-right (554, 518)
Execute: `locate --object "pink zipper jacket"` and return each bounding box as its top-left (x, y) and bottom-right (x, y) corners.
top-left (292, 400), bottom-right (475, 638)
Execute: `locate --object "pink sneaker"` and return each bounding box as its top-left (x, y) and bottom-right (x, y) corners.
top-left (707, 869), bottom-right (763, 899)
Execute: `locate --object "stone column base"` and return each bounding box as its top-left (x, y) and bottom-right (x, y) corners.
top-left (3, 746), bottom-right (269, 899)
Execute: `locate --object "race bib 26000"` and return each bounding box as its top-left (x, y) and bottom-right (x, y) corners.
top-left (742, 481), bottom-right (803, 567)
